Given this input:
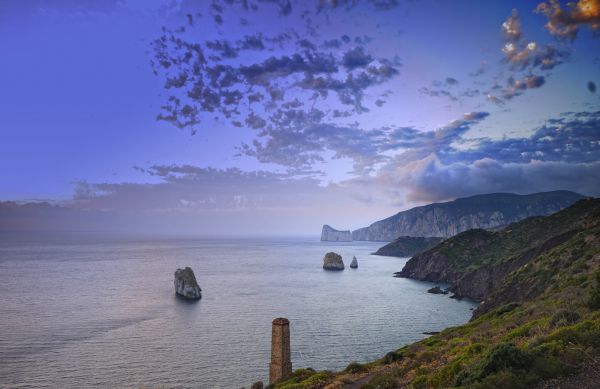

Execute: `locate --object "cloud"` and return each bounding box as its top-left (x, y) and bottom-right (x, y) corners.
top-left (371, 109), bottom-right (600, 202)
top-left (589, 81), bottom-right (597, 92)
top-left (536, 0), bottom-right (600, 41)
top-left (500, 9), bottom-right (568, 71)
top-left (381, 156), bottom-right (600, 203)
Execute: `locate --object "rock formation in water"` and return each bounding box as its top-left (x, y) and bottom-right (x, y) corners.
top-left (350, 256), bottom-right (358, 268)
top-left (320, 225), bottom-right (353, 241)
top-left (322, 191), bottom-right (584, 242)
top-left (427, 286), bottom-right (448, 294)
top-left (174, 267), bottom-right (202, 299)
top-left (323, 252), bottom-right (345, 270)
top-left (374, 236), bottom-right (445, 257)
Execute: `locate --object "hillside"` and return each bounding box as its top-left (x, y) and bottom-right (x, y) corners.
top-left (373, 236), bottom-right (444, 258)
top-left (321, 191), bottom-right (584, 242)
top-left (271, 198), bottom-right (600, 388)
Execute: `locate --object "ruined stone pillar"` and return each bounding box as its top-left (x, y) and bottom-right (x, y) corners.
top-left (269, 317), bottom-right (292, 384)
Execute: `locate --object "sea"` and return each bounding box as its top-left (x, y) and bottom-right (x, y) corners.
top-left (0, 234), bottom-right (476, 388)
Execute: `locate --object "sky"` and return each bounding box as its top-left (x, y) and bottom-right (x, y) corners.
top-left (1, 0), bottom-right (600, 235)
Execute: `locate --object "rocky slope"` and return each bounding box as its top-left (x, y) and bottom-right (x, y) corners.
top-left (397, 198), bottom-right (599, 314)
top-left (273, 198), bottom-right (600, 389)
top-left (325, 191), bottom-right (583, 241)
top-left (320, 225), bottom-right (352, 241)
top-left (373, 236), bottom-right (444, 258)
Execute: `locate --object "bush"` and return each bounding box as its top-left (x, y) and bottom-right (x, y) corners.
top-left (360, 373), bottom-right (397, 389)
top-left (345, 362), bottom-right (366, 374)
top-left (454, 343), bottom-right (532, 386)
top-left (410, 375), bottom-right (427, 389)
top-left (588, 270), bottom-right (600, 309)
top-left (382, 351), bottom-right (402, 364)
top-left (550, 309), bottom-right (581, 327)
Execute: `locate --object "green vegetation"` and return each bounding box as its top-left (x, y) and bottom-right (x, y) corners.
top-left (273, 199), bottom-right (600, 388)
top-left (374, 236), bottom-right (445, 258)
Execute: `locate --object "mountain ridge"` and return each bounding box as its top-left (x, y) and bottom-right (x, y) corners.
top-left (321, 190), bottom-right (584, 242)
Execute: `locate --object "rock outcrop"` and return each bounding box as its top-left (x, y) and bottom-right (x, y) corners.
top-left (323, 252), bottom-right (344, 270)
top-left (350, 256), bottom-right (358, 268)
top-left (320, 225), bottom-right (353, 241)
top-left (427, 286), bottom-right (448, 294)
top-left (174, 267), bottom-right (202, 299)
top-left (374, 236), bottom-right (445, 257)
top-left (324, 191), bottom-right (584, 241)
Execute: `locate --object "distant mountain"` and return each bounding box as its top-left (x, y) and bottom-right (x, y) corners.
top-left (373, 236), bottom-right (444, 257)
top-left (321, 191), bottom-right (585, 242)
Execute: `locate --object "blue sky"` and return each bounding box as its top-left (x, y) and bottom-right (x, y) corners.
top-left (1, 0), bottom-right (599, 234)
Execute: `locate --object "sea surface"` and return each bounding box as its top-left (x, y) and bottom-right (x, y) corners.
top-left (0, 234), bottom-right (476, 388)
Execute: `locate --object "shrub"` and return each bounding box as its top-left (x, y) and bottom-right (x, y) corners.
top-left (345, 362), bottom-right (366, 374)
top-left (382, 351), bottom-right (402, 364)
top-left (588, 270), bottom-right (600, 309)
top-left (550, 309), bottom-right (581, 327)
top-left (360, 373), bottom-right (397, 389)
top-left (454, 343), bottom-right (532, 386)
top-left (410, 375), bottom-right (427, 389)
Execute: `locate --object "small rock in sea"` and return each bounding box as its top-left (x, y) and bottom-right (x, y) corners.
top-left (174, 267), bottom-right (202, 299)
top-left (423, 331), bottom-right (440, 335)
top-left (350, 256), bottom-right (358, 268)
top-left (449, 294), bottom-right (463, 300)
top-left (393, 272), bottom-right (403, 278)
top-left (427, 286), bottom-right (449, 294)
top-left (323, 252), bottom-right (345, 270)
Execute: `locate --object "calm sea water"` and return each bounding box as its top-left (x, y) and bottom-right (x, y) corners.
top-left (0, 234), bottom-right (476, 388)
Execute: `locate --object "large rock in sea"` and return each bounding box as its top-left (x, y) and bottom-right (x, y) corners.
top-left (323, 252), bottom-right (345, 270)
top-left (321, 225), bottom-right (353, 241)
top-left (350, 256), bottom-right (358, 268)
top-left (174, 267), bottom-right (202, 299)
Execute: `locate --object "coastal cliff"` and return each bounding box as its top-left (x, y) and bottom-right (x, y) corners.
top-left (323, 191), bottom-right (583, 242)
top-left (273, 198), bottom-right (600, 388)
top-left (320, 225), bottom-right (352, 241)
top-left (397, 198), bottom-right (598, 315)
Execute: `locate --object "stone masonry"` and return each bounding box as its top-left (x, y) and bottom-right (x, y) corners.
top-left (269, 317), bottom-right (292, 384)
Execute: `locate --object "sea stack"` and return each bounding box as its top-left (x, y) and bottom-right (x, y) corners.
top-left (270, 318), bottom-right (292, 384)
top-left (350, 256), bottom-right (358, 268)
top-left (320, 225), bottom-right (353, 241)
top-left (174, 267), bottom-right (202, 299)
top-left (323, 252), bottom-right (344, 270)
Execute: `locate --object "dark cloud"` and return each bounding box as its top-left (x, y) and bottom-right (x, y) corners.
top-left (589, 81), bottom-right (597, 93)
top-left (487, 75), bottom-right (546, 104)
top-left (536, 0), bottom-right (600, 41)
top-left (342, 46), bottom-right (373, 70)
top-left (151, 8), bottom-right (401, 136)
top-left (445, 77), bottom-right (459, 85)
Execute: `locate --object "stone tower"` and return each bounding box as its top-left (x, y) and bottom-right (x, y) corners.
top-left (269, 317), bottom-right (292, 384)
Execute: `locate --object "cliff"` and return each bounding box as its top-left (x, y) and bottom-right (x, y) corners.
top-left (320, 225), bottom-right (352, 242)
top-left (397, 198), bottom-right (599, 312)
top-left (373, 236), bottom-right (444, 258)
top-left (333, 191), bottom-right (583, 241)
top-left (274, 197), bottom-right (600, 389)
